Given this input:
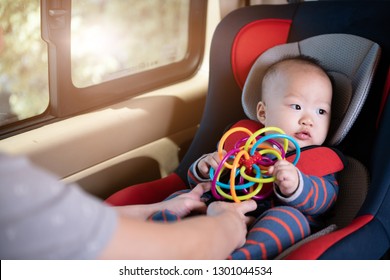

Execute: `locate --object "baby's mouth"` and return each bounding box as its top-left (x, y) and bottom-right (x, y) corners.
top-left (294, 130), bottom-right (311, 141)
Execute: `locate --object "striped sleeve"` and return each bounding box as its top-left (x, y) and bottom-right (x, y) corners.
top-left (275, 171), bottom-right (339, 216)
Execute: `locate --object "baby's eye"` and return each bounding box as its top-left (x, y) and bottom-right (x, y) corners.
top-left (318, 108), bottom-right (327, 115)
top-left (290, 104), bottom-right (301, 110)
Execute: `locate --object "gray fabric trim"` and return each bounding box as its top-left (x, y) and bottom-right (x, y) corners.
top-left (274, 224), bottom-right (338, 260)
top-left (326, 156), bottom-right (369, 228)
top-left (241, 33), bottom-right (381, 145)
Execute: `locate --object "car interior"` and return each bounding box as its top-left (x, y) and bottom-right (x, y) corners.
top-left (106, 1), bottom-right (390, 259)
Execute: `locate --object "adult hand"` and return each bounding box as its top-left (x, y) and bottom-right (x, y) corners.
top-left (160, 182), bottom-right (210, 217)
top-left (207, 200), bottom-right (257, 248)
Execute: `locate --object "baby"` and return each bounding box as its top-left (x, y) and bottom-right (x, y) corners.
top-left (155, 55), bottom-right (343, 260)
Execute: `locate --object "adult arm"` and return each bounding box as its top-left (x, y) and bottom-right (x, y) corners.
top-left (0, 153), bottom-right (256, 260)
top-left (99, 199), bottom-right (256, 260)
top-left (114, 183), bottom-right (210, 219)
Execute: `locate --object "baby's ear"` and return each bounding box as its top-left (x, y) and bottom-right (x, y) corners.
top-left (256, 101), bottom-right (266, 124)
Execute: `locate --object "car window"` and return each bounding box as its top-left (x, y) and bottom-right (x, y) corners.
top-left (0, 1), bottom-right (49, 126)
top-left (71, 0), bottom-right (190, 88)
top-left (0, 0), bottom-right (205, 137)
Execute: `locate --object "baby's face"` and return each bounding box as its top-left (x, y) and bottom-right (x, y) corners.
top-left (257, 65), bottom-right (332, 150)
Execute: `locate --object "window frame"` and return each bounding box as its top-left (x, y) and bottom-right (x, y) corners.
top-left (0, 0), bottom-right (207, 138)
top-left (43, 0), bottom-right (207, 117)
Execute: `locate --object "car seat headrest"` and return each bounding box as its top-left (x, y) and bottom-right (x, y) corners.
top-left (242, 33), bottom-right (381, 145)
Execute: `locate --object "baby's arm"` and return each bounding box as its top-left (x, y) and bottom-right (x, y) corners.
top-left (269, 159), bottom-right (339, 215)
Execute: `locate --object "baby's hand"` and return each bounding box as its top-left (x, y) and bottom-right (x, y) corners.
top-left (197, 150), bottom-right (226, 178)
top-left (268, 159), bottom-right (299, 197)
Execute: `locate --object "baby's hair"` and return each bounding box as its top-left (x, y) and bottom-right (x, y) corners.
top-left (262, 55), bottom-right (332, 94)
top-left (265, 54), bottom-right (328, 79)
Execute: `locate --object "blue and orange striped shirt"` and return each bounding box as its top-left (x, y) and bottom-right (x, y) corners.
top-left (187, 153), bottom-right (339, 227)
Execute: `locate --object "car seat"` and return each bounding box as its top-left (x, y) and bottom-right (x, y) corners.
top-left (106, 1), bottom-right (390, 259)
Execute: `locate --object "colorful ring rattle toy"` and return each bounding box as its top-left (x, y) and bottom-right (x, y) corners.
top-left (209, 126), bottom-right (300, 203)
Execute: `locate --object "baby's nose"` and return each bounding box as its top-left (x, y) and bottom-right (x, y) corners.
top-left (299, 116), bottom-right (313, 126)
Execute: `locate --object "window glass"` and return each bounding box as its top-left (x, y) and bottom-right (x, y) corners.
top-left (71, 0), bottom-right (190, 88)
top-left (0, 1), bottom-right (49, 125)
